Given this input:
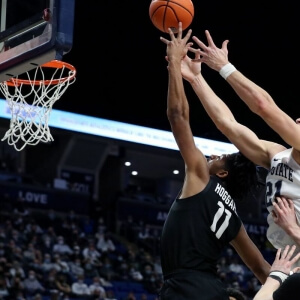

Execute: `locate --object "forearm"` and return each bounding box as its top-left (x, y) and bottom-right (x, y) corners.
top-left (251, 261), bottom-right (271, 285)
top-left (225, 69), bottom-right (274, 115)
top-left (168, 60), bottom-right (188, 114)
top-left (253, 277), bottom-right (279, 300)
top-left (190, 73), bottom-right (236, 130)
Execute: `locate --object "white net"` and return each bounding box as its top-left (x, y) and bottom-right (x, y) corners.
top-left (0, 61), bottom-right (76, 151)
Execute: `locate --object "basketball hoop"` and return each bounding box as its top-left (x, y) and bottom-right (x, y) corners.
top-left (0, 60), bottom-right (76, 151)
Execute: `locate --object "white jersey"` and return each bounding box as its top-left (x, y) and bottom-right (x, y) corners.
top-left (266, 148), bottom-right (300, 259)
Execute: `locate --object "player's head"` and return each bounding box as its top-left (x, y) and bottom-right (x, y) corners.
top-left (208, 152), bottom-right (257, 200)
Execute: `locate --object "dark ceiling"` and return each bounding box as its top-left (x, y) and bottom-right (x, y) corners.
top-left (1, 0), bottom-right (299, 184)
top-left (60, 0), bottom-right (300, 148)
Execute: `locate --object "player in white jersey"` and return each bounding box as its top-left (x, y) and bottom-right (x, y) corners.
top-left (177, 29), bottom-right (300, 261)
top-left (266, 149), bottom-right (300, 253)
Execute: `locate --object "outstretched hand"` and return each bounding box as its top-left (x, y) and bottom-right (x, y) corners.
top-left (180, 47), bottom-right (201, 83)
top-left (160, 22), bottom-right (192, 64)
top-left (189, 30), bottom-right (230, 72)
top-left (272, 196), bottom-right (299, 234)
top-left (160, 22), bottom-right (202, 82)
top-left (270, 245), bottom-right (300, 275)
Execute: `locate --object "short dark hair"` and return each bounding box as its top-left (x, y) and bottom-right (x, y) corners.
top-left (223, 152), bottom-right (258, 201)
top-left (226, 287), bottom-right (247, 300)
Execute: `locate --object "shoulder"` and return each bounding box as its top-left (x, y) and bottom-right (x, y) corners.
top-left (267, 143), bottom-right (288, 161)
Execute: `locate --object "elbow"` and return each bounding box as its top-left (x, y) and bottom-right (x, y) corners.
top-left (167, 107), bottom-right (188, 123)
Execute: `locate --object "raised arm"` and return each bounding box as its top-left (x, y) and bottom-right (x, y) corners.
top-left (191, 30), bottom-right (300, 151)
top-left (180, 48), bottom-right (283, 168)
top-left (230, 225), bottom-right (270, 284)
top-left (160, 23), bottom-right (210, 197)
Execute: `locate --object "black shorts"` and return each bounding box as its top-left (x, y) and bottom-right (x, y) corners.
top-left (159, 269), bottom-right (229, 300)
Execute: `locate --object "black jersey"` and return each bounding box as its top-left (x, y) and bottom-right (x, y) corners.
top-left (160, 176), bottom-right (242, 276)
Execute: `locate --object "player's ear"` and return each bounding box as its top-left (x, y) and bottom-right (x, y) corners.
top-left (215, 169), bottom-right (228, 178)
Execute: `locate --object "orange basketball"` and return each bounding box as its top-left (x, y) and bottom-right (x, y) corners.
top-left (149, 0), bottom-right (194, 33)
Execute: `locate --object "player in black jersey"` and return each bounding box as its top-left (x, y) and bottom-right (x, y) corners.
top-left (159, 23), bottom-right (270, 300)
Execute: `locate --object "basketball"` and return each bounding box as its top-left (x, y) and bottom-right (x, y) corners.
top-left (149, 0), bottom-right (194, 33)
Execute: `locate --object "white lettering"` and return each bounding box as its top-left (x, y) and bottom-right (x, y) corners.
top-left (215, 183), bottom-right (236, 213)
top-left (18, 191), bottom-right (48, 205)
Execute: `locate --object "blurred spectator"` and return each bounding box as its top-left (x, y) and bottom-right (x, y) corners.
top-left (24, 220), bottom-right (43, 241)
top-left (141, 264), bottom-right (159, 294)
top-left (152, 257), bottom-right (162, 276)
top-left (96, 233), bottom-right (116, 254)
top-left (71, 274), bottom-right (90, 298)
top-left (97, 276), bottom-right (113, 288)
top-left (0, 276), bottom-right (10, 299)
top-left (28, 257), bottom-right (44, 275)
top-left (244, 276), bottom-right (261, 299)
top-left (43, 268), bottom-right (59, 295)
top-left (129, 266), bottom-right (143, 282)
top-left (125, 247), bottom-right (140, 271)
top-left (125, 291), bottom-right (136, 300)
top-left (0, 257), bottom-right (9, 277)
top-left (228, 257), bottom-right (245, 283)
top-left (22, 270), bottom-right (45, 297)
top-left (70, 245), bottom-right (83, 263)
top-left (99, 256), bottom-right (116, 281)
top-left (55, 272), bottom-right (72, 298)
top-left (137, 224), bottom-right (151, 240)
top-left (69, 258), bottom-right (85, 279)
top-left (52, 236), bottom-right (73, 256)
top-left (8, 274), bottom-right (25, 298)
top-left (82, 242), bottom-right (101, 264)
top-left (52, 254), bottom-right (70, 274)
top-left (9, 229), bottom-right (25, 247)
top-left (82, 256), bottom-right (100, 279)
top-left (96, 217), bottom-right (107, 235)
top-left (88, 276), bottom-right (107, 299)
top-left (41, 227), bottom-right (57, 253)
top-left (23, 242), bottom-right (42, 265)
top-left (9, 260), bottom-right (26, 279)
top-left (9, 244), bottom-right (24, 262)
top-left (41, 253), bottom-right (55, 274)
top-left (217, 256), bottom-right (230, 275)
top-left (115, 256), bottom-right (130, 281)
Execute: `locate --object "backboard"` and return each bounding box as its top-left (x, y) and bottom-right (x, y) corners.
top-left (0, 0), bottom-right (75, 83)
